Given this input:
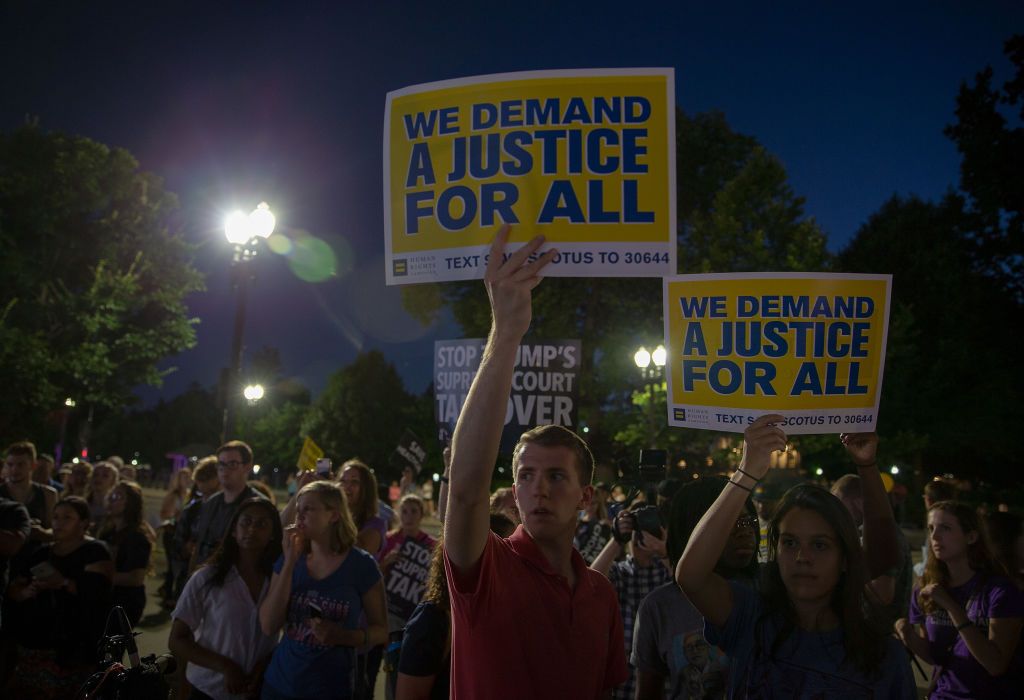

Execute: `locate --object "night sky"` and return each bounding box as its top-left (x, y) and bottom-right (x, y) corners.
top-left (3, 1), bottom-right (1020, 405)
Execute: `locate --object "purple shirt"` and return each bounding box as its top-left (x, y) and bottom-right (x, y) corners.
top-left (909, 573), bottom-right (1024, 699)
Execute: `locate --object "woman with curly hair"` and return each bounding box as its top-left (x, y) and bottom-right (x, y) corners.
top-left (259, 481), bottom-right (387, 700)
top-left (97, 480), bottom-right (155, 627)
top-left (677, 417), bottom-right (914, 697)
top-left (170, 497), bottom-right (282, 700)
top-left (897, 501), bottom-right (1024, 698)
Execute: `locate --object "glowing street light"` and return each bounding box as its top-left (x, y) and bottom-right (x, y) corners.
top-left (220, 202), bottom-right (276, 443)
top-left (633, 343), bottom-right (667, 446)
top-left (243, 383), bottom-right (265, 402)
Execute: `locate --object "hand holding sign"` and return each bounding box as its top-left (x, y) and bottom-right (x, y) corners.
top-left (485, 225), bottom-right (556, 342)
top-left (840, 432), bottom-right (879, 467)
top-left (740, 415), bottom-right (787, 480)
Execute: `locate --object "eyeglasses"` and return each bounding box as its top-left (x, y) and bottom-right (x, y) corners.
top-left (217, 460), bottom-right (245, 471)
top-left (735, 514), bottom-right (759, 531)
top-left (108, 492), bottom-right (126, 502)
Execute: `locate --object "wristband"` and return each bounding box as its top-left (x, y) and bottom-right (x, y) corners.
top-left (728, 479), bottom-right (753, 493)
top-left (955, 620), bottom-right (972, 632)
top-left (439, 476), bottom-right (450, 483)
top-left (734, 467), bottom-right (759, 482)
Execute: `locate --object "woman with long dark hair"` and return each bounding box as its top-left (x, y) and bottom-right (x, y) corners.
top-left (169, 497), bottom-right (283, 700)
top-left (338, 460), bottom-right (388, 559)
top-left (97, 481), bottom-right (155, 627)
top-left (897, 501), bottom-right (1023, 698)
top-left (677, 417), bottom-right (914, 697)
top-left (259, 481), bottom-right (387, 700)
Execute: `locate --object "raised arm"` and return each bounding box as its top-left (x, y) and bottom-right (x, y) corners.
top-left (436, 446), bottom-right (451, 524)
top-left (841, 432), bottom-right (899, 578)
top-left (676, 415), bottom-right (786, 626)
top-left (443, 226), bottom-right (554, 572)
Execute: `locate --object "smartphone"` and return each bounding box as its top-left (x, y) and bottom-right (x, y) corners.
top-left (315, 458), bottom-right (332, 477)
top-left (307, 602), bottom-right (324, 619)
top-left (31, 561), bottom-right (60, 581)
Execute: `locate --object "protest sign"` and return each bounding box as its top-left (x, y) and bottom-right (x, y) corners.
top-left (384, 68), bottom-right (675, 284)
top-left (384, 535), bottom-right (435, 622)
top-left (663, 273), bottom-right (891, 434)
top-left (296, 436), bottom-right (324, 472)
top-left (391, 428), bottom-right (427, 475)
top-left (434, 338), bottom-right (581, 451)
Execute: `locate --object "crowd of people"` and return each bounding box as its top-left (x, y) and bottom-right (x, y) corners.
top-left (0, 225), bottom-right (1022, 699)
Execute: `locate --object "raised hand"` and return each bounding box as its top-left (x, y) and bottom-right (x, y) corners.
top-left (740, 415), bottom-right (787, 480)
top-left (840, 432), bottom-right (879, 467)
top-left (484, 224), bottom-right (556, 342)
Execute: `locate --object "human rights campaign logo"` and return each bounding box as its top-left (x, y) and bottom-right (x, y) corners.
top-left (673, 408), bottom-right (686, 421)
top-left (393, 259), bottom-right (408, 276)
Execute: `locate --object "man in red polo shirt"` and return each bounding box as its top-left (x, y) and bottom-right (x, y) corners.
top-left (443, 226), bottom-right (628, 699)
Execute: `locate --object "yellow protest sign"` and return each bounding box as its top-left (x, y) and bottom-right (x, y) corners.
top-left (384, 68), bottom-right (675, 284)
top-left (297, 436), bottom-right (324, 472)
top-left (663, 273), bottom-right (892, 434)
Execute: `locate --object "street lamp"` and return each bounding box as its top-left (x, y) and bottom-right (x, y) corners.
top-left (221, 203), bottom-right (276, 443)
top-left (243, 383), bottom-right (265, 404)
top-left (633, 344), bottom-right (667, 445)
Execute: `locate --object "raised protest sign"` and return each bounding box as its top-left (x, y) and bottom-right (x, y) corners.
top-left (296, 436), bottom-right (324, 472)
top-left (384, 536), bottom-right (434, 622)
top-left (384, 68), bottom-right (675, 284)
top-left (663, 274), bottom-right (891, 434)
top-left (391, 428), bottom-right (427, 475)
top-left (434, 338), bottom-right (581, 450)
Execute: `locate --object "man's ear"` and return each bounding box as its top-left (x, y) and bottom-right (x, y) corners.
top-left (577, 484), bottom-right (594, 511)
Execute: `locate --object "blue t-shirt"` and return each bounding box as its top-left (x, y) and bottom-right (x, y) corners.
top-left (706, 581), bottom-right (915, 699)
top-left (263, 549), bottom-right (382, 700)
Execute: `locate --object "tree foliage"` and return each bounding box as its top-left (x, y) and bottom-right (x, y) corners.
top-left (945, 34), bottom-right (1024, 298)
top-left (836, 194), bottom-right (1022, 480)
top-left (301, 350), bottom-right (428, 478)
top-left (0, 125), bottom-right (203, 439)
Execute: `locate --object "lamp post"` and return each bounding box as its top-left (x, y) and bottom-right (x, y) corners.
top-left (243, 383), bottom-right (265, 405)
top-left (221, 202), bottom-right (276, 443)
top-left (633, 344), bottom-right (667, 446)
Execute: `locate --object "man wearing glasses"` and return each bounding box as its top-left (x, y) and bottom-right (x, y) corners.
top-left (189, 440), bottom-right (267, 570)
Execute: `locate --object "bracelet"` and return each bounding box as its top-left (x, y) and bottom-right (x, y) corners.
top-left (728, 479), bottom-right (753, 493)
top-left (955, 620), bottom-right (973, 632)
top-left (735, 467), bottom-right (759, 482)
top-left (439, 476), bottom-right (450, 484)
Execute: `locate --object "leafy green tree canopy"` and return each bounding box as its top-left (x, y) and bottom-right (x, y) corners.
top-left (0, 125), bottom-right (203, 438)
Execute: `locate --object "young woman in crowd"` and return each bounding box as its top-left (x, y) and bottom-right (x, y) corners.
top-left (396, 512), bottom-right (514, 700)
top-left (97, 481), bottom-right (155, 627)
top-left (633, 476), bottom-right (759, 699)
top-left (63, 461), bottom-right (92, 498)
top-left (338, 460), bottom-right (388, 559)
top-left (677, 417), bottom-right (915, 697)
top-left (86, 460), bottom-right (119, 530)
top-left (6, 496), bottom-right (113, 699)
top-left (170, 497), bottom-right (282, 700)
top-left (897, 501), bottom-right (1024, 698)
top-left (379, 494), bottom-right (437, 699)
top-left (259, 481), bottom-right (387, 700)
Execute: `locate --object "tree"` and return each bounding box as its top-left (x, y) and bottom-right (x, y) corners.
top-left (402, 109), bottom-right (831, 466)
top-left (945, 34), bottom-right (1024, 298)
top-left (301, 351), bottom-right (421, 477)
top-left (836, 194), bottom-right (1023, 481)
top-left (0, 125), bottom-right (203, 441)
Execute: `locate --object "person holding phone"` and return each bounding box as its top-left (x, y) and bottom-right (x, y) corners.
top-left (259, 481), bottom-right (387, 700)
top-left (170, 497), bottom-right (282, 700)
top-left (6, 496), bottom-right (113, 699)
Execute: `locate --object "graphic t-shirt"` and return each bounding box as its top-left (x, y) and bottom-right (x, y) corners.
top-left (909, 573), bottom-right (1024, 699)
top-left (632, 581), bottom-right (728, 699)
top-left (263, 549), bottom-right (382, 700)
top-left (707, 581), bottom-right (915, 699)
top-left (574, 519), bottom-right (612, 564)
top-left (381, 530), bottom-right (436, 627)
